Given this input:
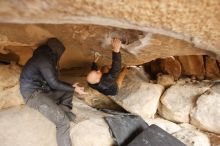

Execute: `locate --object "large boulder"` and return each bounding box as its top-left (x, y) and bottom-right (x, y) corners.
top-left (190, 85), bottom-right (220, 134)
top-left (71, 97), bottom-right (109, 123)
top-left (0, 106), bottom-right (57, 146)
top-left (70, 118), bottom-right (114, 146)
top-left (0, 63), bottom-right (24, 109)
top-left (173, 124), bottom-right (211, 146)
top-left (0, 63), bottom-right (20, 89)
top-left (159, 81), bottom-right (212, 123)
top-left (111, 79), bottom-right (164, 119)
top-left (143, 116), bottom-right (181, 134)
top-left (126, 66), bottom-right (150, 83)
top-left (70, 97), bottom-right (114, 146)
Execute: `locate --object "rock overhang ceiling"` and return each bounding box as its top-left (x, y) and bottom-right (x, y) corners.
top-left (0, 0), bottom-right (219, 68)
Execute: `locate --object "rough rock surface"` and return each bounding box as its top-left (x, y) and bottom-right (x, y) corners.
top-left (70, 118), bottom-right (114, 146)
top-left (205, 56), bottom-right (220, 79)
top-left (173, 123), bottom-right (211, 146)
top-left (0, 64), bottom-right (24, 109)
top-left (0, 106), bottom-right (57, 146)
top-left (126, 66), bottom-right (150, 83)
top-left (178, 55), bottom-right (205, 79)
top-left (160, 57), bottom-right (182, 80)
top-left (143, 116), bottom-right (181, 134)
top-left (207, 133), bottom-right (220, 146)
top-left (71, 97), bottom-right (109, 123)
top-left (0, 24), bottom-right (207, 69)
top-left (71, 97), bottom-right (114, 146)
top-left (159, 81), bottom-right (212, 123)
top-left (157, 74), bottom-right (175, 87)
top-left (0, 0), bottom-right (219, 59)
top-left (0, 63), bottom-right (20, 90)
top-left (190, 85), bottom-right (220, 134)
top-left (111, 79), bottom-right (164, 119)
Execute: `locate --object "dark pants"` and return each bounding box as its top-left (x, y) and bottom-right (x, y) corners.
top-left (23, 90), bottom-right (73, 146)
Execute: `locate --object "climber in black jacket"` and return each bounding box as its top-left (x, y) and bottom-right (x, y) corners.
top-left (20, 38), bottom-right (86, 146)
top-left (87, 38), bottom-right (128, 96)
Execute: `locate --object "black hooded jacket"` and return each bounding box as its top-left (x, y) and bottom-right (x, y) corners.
top-left (20, 45), bottom-right (74, 99)
top-left (88, 52), bottom-right (121, 96)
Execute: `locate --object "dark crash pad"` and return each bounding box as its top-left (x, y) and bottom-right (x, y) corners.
top-left (127, 124), bottom-right (186, 146)
top-left (105, 115), bottom-right (149, 146)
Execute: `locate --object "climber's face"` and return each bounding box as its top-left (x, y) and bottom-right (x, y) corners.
top-left (86, 70), bottom-right (102, 84)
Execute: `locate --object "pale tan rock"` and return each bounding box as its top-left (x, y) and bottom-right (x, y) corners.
top-left (0, 24), bottom-right (208, 69)
top-left (78, 87), bottom-right (122, 110)
top-left (126, 66), bottom-right (150, 83)
top-left (70, 118), bottom-right (114, 146)
top-left (0, 64), bottom-right (24, 109)
top-left (157, 74), bottom-right (175, 87)
top-left (190, 88), bottom-right (220, 134)
top-left (111, 80), bottom-right (164, 119)
top-left (0, 84), bottom-right (24, 109)
top-left (176, 77), bottom-right (192, 84)
top-left (178, 55), bottom-right (205, 79)
top-left (143, 116), bottom-right (181, 134)
top-left (205, 56), bottom-right (220, 79)
top-left (71, 97), bottom-right (109, 123)
top-left (0, 63), bottom-right (20, 90)
top-left (0, 106), bottom-right (57, 146)
top-left (159, 82), bottom-right (212, 123)
top-left (173, 123), bottom-right (211, 146)
top-left (70, 97), bottom-right (114, 146)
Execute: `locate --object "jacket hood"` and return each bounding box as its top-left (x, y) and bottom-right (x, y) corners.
top-left (47, 38), bottom-right (65, 58)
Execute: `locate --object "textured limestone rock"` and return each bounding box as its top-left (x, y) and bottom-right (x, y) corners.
top-left (190, 86), bottom-right (220, 134)
top-left (207, 133), bottom-right (220, 146)
top-left (0, 106), bottom-right (57, 146)
top-left (0, 63), bottom-right (20, 90)
top-left (0, 84), bottom-right (24, 109)
top-left (77, 87), bottom-right (122, 110)
top-left (159, 81), bottom-right (212, 123)
top-left (143, 116), bottom-right (181, 134)
top-left (71, 98), bottom-right (114, 146)
top-left (111, 79), bottom-right (164, 119)
top-left (71, 97), bottom-right (109, 123)
top-left (205, 56), bottom-right (220, 79)
top-left (0, 24), bottom-right (208, 69)
top-left (160, 57), bottom-right (182, 80)
top-left (157, 74), bottom-right (175, 87)
top-left (0, 0), bottom-right (219, 59)
top-left (0, 64), bottom-right (24, 109)
top-left (126, 66), bottom-right (150, 83)
top-left (178, 55), bottom-right (205, 79)
top-left (173, 123), bottom-right (210, 146)
top-left (70, 118), bottom-right (114, 146)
